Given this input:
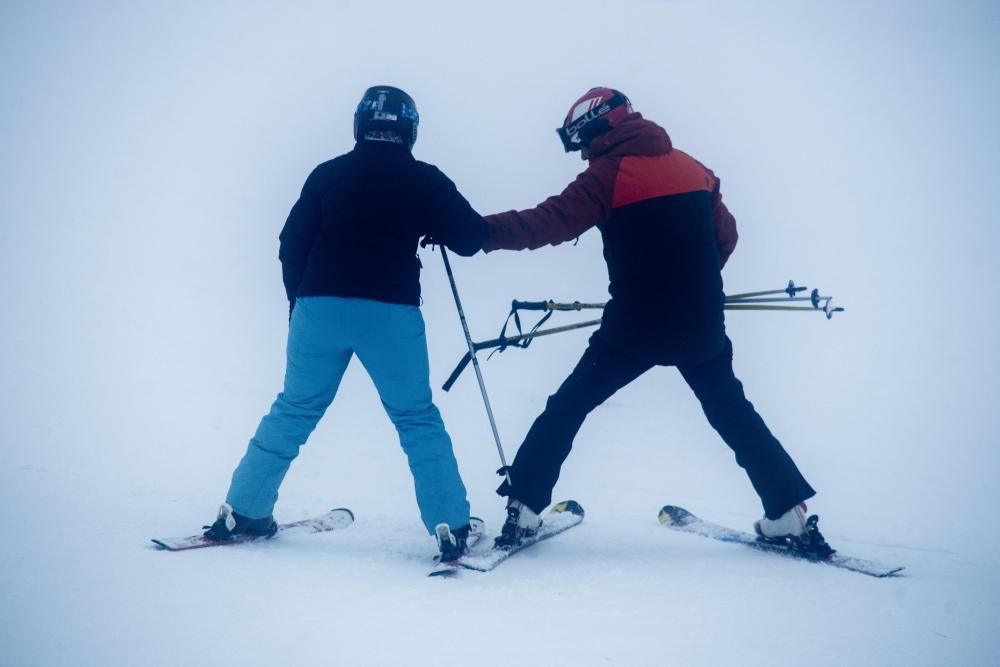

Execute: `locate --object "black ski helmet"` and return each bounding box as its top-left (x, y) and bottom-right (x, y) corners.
top-left (354, 85), bottom-right (419, 150)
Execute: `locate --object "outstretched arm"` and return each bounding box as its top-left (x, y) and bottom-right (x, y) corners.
top-left (424, 167), bottom-right (488, 257)
top-left (483, 159), bottom-right (617, 252)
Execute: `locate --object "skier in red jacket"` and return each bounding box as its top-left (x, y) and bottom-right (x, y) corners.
top-left (483, 87), bottom-right (816, 549)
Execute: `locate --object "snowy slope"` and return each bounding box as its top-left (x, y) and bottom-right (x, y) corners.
top-left (2, 1), bottom-right (999, 665)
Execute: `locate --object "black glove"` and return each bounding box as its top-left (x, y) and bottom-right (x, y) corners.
top-left (420, 235), bottom-right (440, 249)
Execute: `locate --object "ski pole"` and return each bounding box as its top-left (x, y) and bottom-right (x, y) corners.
top-left (512, 289), bottom-right (817, 313)
top-left (725, 280), bottom-right (807, 300)
top-left (725, 296), bottom-right (817, 304)
top-left (512, 297), bottom-right (823, 309)
top-left (442, 318), bottom-right (603, 392)
top-left (511, 300), bottom-right (607, 312)
top-left (439, 247), bottom-right (511, 484)
top-left (726, 303), bottom-right (844, 318)
top-left (442, 282), bottom-right (845, 388)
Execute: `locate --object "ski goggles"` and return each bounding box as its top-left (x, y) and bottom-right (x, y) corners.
top-left (555, 91), bottom-right (630, 152)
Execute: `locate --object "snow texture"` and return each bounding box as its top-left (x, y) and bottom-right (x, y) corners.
top-left (2, 1), bottom-right (998, 665)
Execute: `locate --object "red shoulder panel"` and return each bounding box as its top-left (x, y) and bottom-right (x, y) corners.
top-left (611, 150), bottom-right (716, 209)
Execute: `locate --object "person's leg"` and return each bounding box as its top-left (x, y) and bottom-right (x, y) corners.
top-left (225, 297), bottom-right (352, 519)
top-left (677, 336), bottom-right (815, 519)
top-left (499, 332), bottom-right (654, 513)
top-left (351, 300), bottom-right (470, 534)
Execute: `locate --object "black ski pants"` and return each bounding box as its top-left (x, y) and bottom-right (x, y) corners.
top-left (497, 332), bottom-right (816, 519)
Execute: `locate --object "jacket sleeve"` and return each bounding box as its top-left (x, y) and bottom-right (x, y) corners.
top-left (482, 159), bottom-right (617, 252)
top-left (424, 167), bottom-right (487, 257)
top-left (697, 163), bottom-right (737, 268)
top-left (691, 159), bottom-right (738, 269)
top-left (712, 180), bottom-right (737, 269)
top-left (278, 171), bottom-right (322, 302)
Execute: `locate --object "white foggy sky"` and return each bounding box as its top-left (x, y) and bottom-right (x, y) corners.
top-left (1, 2), bottom-right (999, 663)
top-left (2, 1), bottom-right (997, 511)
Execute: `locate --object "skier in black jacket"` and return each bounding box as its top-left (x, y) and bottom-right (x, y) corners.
top-left (204, 86), bottom-right (486, 561)
top-left (483, 87), bottom-right (817, 549)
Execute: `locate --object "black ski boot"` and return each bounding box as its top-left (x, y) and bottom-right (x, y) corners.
top-left (756, 509), bottom-right (835, 561)
top-left (493, 499), bottom-right (542, 550)
top-left (203, 503), bottom-right (278, 541)
top-left (435, 523), bottom-right (473, 562)
top-left (790, 515), bottom-right (836, 560)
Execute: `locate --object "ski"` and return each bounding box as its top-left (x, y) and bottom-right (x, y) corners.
top-left (430, 500), bottom-right (584, 576)
top-left (658, 505), bottom-right (904, 578)
top-left (151, 507), bottom-right (355, 551)
top-left (427, 517), bottom-right (486, 577)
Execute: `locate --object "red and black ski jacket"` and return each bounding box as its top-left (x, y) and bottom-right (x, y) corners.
top-left (483, 114), bottom-right (737, 365)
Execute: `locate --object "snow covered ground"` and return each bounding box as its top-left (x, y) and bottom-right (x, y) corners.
top-left (2, 1), bottom-right (999, 665)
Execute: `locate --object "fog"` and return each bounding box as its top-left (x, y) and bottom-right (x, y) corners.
top-left (2, 2), bottom-right (998, 665)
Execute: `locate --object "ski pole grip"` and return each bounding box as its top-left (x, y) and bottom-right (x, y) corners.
top-left (442, 353), bottom-right (471, 392)
top-left (511, 300), bottom-right (550, 311)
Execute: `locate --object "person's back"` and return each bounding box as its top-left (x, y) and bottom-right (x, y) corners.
top-left (483, 90), bottom-right (735, 366)
top-left (205, 85), bottom-right (485, 564)
top-left (280, 127), bottom-right (483, 309)
top-left (583, 116), bottom-right (728, 365)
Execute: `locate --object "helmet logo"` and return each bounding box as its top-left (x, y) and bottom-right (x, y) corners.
top-left (569, 96), bottom-right (605, 123)
top-left (357, 91), bottom-right (391, 114)
top-left (565, 102), bottom-right (612, 143)
top-left (401, 104), bottom-right (419, 121)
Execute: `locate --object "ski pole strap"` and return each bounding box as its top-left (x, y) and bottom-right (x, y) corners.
top-left (442, 318), bottom-right (603, 391)
top-left (494, 303), bottom-right (554, 356)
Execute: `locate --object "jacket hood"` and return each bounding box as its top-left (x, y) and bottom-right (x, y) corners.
top-left (586, 113), bottom-right (672, 160)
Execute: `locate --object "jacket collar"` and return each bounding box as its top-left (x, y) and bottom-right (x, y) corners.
top-left (586, 113), bottom-right (672, 160)
top-left (354, 139), bottom-right (413, 156)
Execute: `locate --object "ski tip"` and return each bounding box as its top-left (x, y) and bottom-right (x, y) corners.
top-left (150, 539), bottom-right (170, 551)
top-left (427, 564), bottom-right (460, 577)
top-left (550, 500), bottom-right (584, 517)
top-left (658, 505), bottom-right (697, 526)
top-left (867, 566), bottom-right (905, 578)
top-left (330, 507), bottom-right (355, 522)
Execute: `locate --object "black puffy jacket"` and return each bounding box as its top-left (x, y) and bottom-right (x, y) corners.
top-left (279, 141), bottom-right (487, 307)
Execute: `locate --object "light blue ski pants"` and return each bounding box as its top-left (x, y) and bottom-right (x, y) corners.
top-left (225, 296), bottom-right (470, 534)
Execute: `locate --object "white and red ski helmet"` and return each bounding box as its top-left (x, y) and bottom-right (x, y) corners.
top-left (556, 87), bottom-right (633, 152)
